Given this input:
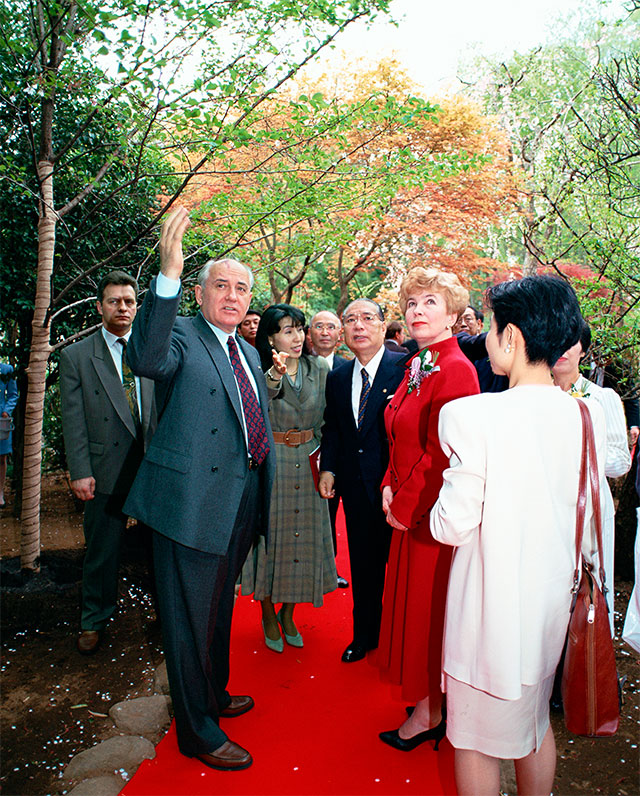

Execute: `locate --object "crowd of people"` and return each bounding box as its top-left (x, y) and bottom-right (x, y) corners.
top-left (26, 205), bottom-right (636, 793)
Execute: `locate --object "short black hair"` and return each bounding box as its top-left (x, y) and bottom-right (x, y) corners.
top-left (579, 319), bottom-right (592, 355)
top-left (255, 304), bottom-right (307, 371)
top-left (470, 305), bottom-right (484, 323)
top-left (486, 276), bottom-right (582, 367)
top-left (97, 271), bottom-right (138, 302)
top-left (244, 308), bottom-right (262, 319)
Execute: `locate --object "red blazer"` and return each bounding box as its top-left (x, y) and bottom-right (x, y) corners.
top-left (382, 336), bottom-right (479, 533)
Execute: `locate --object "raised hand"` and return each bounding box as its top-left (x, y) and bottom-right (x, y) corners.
top-left (159, 207), bottom-right (191, 280)
top-left (270, 348), bottom-right (289, 378)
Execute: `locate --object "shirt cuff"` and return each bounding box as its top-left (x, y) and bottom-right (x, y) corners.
top-left (156, 272), bottom-right (181, 298)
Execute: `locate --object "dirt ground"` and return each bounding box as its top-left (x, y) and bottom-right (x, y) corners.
top-left (1, 473), bottom-right (639, 796)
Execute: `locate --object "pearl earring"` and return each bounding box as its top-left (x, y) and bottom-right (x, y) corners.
top-left (504, 343), bottom-right (512, 354)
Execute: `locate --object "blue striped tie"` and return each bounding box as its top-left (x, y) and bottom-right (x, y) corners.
top-left (357, 368), bottom-right (371, 430)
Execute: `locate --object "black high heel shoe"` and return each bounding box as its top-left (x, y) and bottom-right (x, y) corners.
top-left (379, 717), bottom-right (446, 752)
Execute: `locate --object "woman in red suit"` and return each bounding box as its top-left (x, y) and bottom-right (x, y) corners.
top-left (377, 266), bottom-right (479, 751)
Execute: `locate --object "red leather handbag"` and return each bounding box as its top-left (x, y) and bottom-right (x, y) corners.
top-left (561, 400), bottom-right (620, 737)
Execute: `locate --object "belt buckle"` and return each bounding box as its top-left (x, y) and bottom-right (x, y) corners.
top-left (283, 428), bottom-right (299, 448)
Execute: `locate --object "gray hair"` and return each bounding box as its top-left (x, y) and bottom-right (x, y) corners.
top-left (342, 298), bottom-right (384, 322)
top-left (198, 258), bottom-right (254, 289)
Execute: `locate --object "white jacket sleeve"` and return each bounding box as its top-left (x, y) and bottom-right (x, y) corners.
top-left (430, 399), bottom-right (485, 547)
top-left (593, 387), bottom-right (632, 478)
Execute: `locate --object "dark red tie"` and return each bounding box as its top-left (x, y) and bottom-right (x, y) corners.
top-left (227, 336), bottom-right (269, 465)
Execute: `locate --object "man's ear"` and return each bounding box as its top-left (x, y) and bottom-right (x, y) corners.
top-left (194, 284), bottom-right (203, 307)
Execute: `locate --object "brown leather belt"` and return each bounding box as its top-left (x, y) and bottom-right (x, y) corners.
top-left (272, 428), bottom-right (314, 447)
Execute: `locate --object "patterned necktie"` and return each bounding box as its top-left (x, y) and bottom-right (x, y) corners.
top-left (117, 338), bottom-right (141, 428)
top-left (357, 368), bottom-right (371, 430)
top-left (227, 336), bottom-right (270, 465)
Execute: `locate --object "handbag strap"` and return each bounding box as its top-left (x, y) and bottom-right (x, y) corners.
top-left (573, 399), bottom-right (607, 599)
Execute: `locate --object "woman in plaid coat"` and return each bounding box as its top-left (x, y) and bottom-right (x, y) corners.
top-left (241, 304), bottom-right (337, 652)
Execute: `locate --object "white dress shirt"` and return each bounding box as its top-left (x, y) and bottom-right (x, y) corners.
top-left (101, 327), bottom-right (142, 416)
top-left (320, 352), bottom-right (335, 369)
top-left (351, 345), bottom-right (385, 424)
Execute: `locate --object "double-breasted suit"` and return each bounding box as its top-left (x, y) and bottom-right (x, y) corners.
top-left (124, 278), bottom-right (275, 755)
top-left (60, 330), bottom-right (156, 631)
top-left (321, 347), bottom-right (405, 649)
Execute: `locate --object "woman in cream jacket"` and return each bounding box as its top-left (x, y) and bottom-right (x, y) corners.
top-left (431, 276), bottom-right (607, 796)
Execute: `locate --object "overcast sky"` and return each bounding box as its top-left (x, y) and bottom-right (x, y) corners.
top-left (320, 0), bottom-right (628, 93)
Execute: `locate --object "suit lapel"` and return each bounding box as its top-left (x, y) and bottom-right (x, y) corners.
top-left (193, 314), bottom-right (245, 433)
top-left (336, 359), bottom-right (358, 434)
top-left (237, 334), bottom-right (270, 415)
top-left (139, 377), bottom-right (154, 441)
top-left (91, 332), bottom-right (137, 437)
top-left (359, 350), bottom-right (401, 438)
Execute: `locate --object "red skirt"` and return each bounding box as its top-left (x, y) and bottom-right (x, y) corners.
top-left (375, 522), bottom-right (453, 703)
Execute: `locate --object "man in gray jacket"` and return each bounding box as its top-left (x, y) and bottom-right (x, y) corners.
top-left (60, 271), bottom-right (156, 655)
top-left (124, 208), bottom-right (275, 771)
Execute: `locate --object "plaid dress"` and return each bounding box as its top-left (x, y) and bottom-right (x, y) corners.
top-left (242, 356), bottom-right (337, 606)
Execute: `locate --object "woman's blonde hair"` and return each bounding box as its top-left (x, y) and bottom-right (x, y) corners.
top-left (398, 267), bottom-right (469, 315)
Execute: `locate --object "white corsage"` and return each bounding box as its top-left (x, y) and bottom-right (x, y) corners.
top-left (407, 349), bottom-right (440, 394)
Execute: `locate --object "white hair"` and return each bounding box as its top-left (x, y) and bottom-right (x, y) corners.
top-left (198, 258), bottom-right (254, 289)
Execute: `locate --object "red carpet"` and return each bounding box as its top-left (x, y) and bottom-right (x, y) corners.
top-left (121, 509), bottom-right (456, 796)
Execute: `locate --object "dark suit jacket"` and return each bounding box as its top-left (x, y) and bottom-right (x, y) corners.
top-left (60, 330), bottom-right (156, 495)
top-left (456, 332), bottom-right (508, 393)
top-left (384, 339), bottom-right (409, 354)
top-left (124, 279), bottom-right (276, 556)
top-left (321, 348), bottom-right (405, 508)
top-left (332, 353), bottom-right (350, 369)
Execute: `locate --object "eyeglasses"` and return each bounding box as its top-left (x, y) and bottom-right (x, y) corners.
top-left (312, 323), bottom-right (338, 331)
top-left (343, 313), bottom-right (381, 327)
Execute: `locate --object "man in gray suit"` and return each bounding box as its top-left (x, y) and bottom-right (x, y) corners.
top-left (124, 208), bottom-right (275, 771)
top-left (60, 271), bottom-right (157, 655)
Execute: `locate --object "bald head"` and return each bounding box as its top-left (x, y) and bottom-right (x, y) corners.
top-left (310, 310), bottom-right (342, 357)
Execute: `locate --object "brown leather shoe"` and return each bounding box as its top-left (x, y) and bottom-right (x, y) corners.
top-left (77, 630), bottom-right (101, 655)
top-left (220, 695), bottom-right (254, 718)
top-left (194, 740), bottom-right (252, 771)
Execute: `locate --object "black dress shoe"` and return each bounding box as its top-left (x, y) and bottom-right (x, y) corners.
top-left (337, 575), bottom-right (349, 589)
top-left (379, 718), bottom-right (446, 752)
top-left (220, 695), bottom-right (254, 718)
top-left (341, 642), bottom-right (367, 662)
top-left (193, 740), bottom-right (252, 771)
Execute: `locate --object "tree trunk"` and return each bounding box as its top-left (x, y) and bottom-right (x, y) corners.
top-left (20, 159), bottom-right (55, 572)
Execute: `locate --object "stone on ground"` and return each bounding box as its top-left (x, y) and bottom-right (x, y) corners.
top-left (66, 774), bottom-right (124, 796)
top-left (62, 735), bottom-right (155, 782)
top-left (153, 660), bottom-right (170, 695)
top-left (109, 695), bottom-right (170, 735)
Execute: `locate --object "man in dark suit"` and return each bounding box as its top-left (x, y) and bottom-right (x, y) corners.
top-left (384, 320), bottom-right (409, 354)
top-left (319, 298), bottom-right (405, 662)
top-left (309, 309), bottom-right (349, 587)
top-left (60, 271), bottom-right (157, 655)
top-left (124, 208), bottom-right (275, 771)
